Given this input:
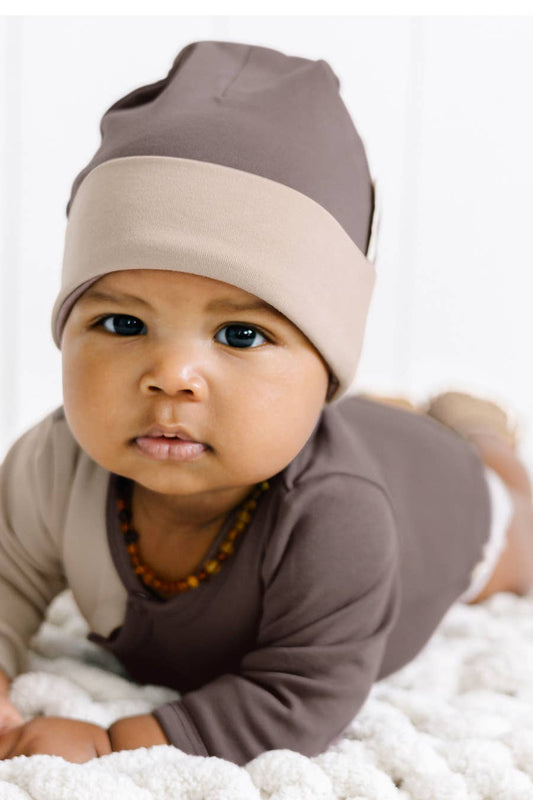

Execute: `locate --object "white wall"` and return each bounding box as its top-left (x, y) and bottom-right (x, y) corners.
top-left (1, 15), bottom-right (532, 466)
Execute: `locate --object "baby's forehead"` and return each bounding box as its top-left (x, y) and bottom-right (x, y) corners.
top-left (94, 269), bottom-right (276, 310)
top-left (82, 269), bottom-right (296, 327)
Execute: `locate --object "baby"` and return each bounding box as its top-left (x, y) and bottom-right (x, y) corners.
top-left (1, 40), bottom-right (532, 767)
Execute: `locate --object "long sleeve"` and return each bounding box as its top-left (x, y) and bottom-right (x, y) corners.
top-left (0, 413), bottom-right (68, 678)
top-left (152, 475), bottom-right (401, 766)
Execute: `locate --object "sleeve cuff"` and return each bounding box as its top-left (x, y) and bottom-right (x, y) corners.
top-left (152, 701), bottom-right (209, 757)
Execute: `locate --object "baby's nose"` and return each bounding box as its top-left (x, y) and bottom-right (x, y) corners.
top-left (139, 346), bottom-right (208, 396)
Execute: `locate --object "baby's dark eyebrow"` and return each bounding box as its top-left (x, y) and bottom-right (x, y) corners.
top-left (79, 290), bottom-right (152, 308)
top-left (79, 289), bottom-right (285, 318)
top-left (205, 297), bottom-right (283, 318)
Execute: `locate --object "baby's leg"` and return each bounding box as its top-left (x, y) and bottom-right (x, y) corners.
top-left (363, 390), bottom-right (533, 602)
top-left (419, 390), bottom-right (533, 603)
top-left (358, 393), bottom-right (421, 413)
top-left (461, 432), bottom-right (533, 604)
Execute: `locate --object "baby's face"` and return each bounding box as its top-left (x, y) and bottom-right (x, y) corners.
top-left (61, 269), bottom-right (330, 501)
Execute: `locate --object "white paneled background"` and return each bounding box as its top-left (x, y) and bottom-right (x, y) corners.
top-left (1, 15), bottom-right (533, 466)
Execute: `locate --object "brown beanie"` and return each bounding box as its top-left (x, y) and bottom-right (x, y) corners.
top-left (50, 40), bottom-right (379, 403)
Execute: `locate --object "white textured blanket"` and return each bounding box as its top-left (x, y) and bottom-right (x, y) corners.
top-left (1, 588), bottom-right (533, 799)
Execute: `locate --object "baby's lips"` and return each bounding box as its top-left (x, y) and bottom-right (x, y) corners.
top-left (138, 423), bottom-right (205, 443)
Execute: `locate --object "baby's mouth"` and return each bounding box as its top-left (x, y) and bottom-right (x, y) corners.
top-left (134, 435), bottom-right (210, 461)
top-left (135, 424), bottom-right (209, 446)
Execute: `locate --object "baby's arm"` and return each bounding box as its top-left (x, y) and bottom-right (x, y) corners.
top-left (0, 414), bottom-right (68, 686)
top-left (106, 476), bottom-right (401, 764)
top-left (0, 414), bottom-right (112, 754)
top-left (107, 713), bottom-right (170, 750)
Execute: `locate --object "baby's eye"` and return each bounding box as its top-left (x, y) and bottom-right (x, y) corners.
top-left (95, 314), bottom-right (146, 336)
top-left (92, 316), bottom-right (269, 348)
top-left (215, 324), bottom-right (268, 349)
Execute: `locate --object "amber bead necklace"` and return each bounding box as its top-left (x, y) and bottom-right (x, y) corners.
top-left (116, 477), bottom-right (270, 597)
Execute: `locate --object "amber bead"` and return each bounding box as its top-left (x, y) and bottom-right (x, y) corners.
top-left (117, 478), bottom-right (269, 597)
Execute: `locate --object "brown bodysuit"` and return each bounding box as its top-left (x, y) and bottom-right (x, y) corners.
top-left (0, 395), bottom-right (490, 765)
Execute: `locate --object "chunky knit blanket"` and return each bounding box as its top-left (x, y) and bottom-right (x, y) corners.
top-left (1, 587), bottom-right (532, 799)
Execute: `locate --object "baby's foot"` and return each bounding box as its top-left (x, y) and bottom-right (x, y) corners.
top-left (423, 391), bottom-right (531, 499)
top-left (422, 390), bottom-right (518, 448)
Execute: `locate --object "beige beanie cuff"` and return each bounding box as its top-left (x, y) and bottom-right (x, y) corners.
top-left (52, 155), bottom-right (377, 403)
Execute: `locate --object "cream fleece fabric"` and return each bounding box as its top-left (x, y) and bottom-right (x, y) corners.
top-left (1, 587), bottom-right (533, 798)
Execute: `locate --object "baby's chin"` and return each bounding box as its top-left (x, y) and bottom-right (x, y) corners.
top-left (99, 445), bottom-right (230, 495)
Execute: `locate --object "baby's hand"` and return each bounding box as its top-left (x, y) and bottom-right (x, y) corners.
top-left (0, 716), bottom-right (112, 762)
top-left (0, 696), bottom-right (24, 733)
